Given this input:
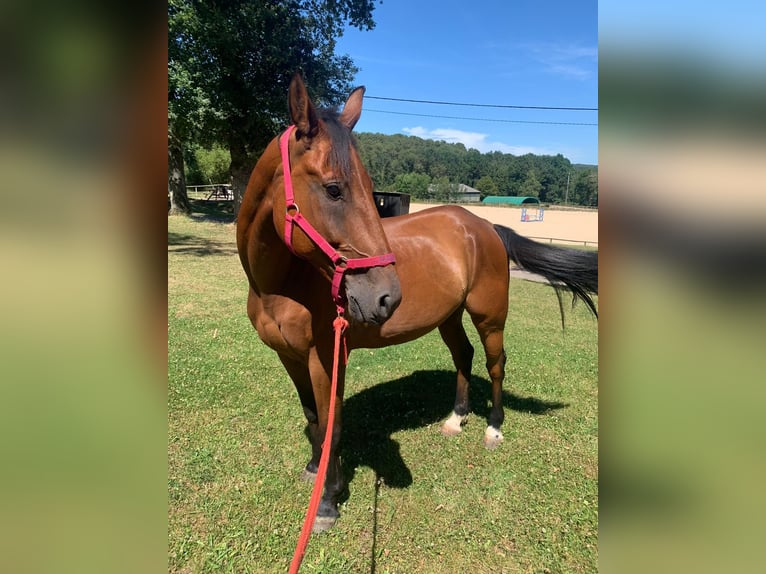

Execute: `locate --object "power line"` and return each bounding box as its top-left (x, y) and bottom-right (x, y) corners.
top-left (365, 108), bottom-right (597, 126)
top-left (366, 95), bottom-right (597, 112)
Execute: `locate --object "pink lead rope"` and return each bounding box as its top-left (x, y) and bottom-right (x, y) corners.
top-left (279, 125), bottom-right (396, 311)
top-left (288, 313), bottom-right (347, 574)
top-left (280, 125), bottom-right (394, 572)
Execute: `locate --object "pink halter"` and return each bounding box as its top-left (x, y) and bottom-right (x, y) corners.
top-left (279, 125), bottom-right (396, 309)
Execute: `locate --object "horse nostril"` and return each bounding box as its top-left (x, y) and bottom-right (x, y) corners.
top-left (377, 287), bottom-right (401, 321)
top-left (378, 292), bottom-right (401, 320)
top-left (378, 293), bottom-right (391, 313)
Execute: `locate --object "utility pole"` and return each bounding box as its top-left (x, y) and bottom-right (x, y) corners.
top-left (565, 171), bottom-right (570, 205)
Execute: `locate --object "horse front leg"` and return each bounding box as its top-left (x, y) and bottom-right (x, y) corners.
top-left (307, 345), bottom-right (347, 533)
top-left (278, 353), bottom-right (322, 481)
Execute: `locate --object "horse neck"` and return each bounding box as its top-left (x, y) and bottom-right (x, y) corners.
top-left (239, 138), bottom-right (295, 294)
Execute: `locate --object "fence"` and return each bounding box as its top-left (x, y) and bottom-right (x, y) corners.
top-left (187, 184), bottom-right (233, 200)
top-left (526, 236), bottom-right (597, 248)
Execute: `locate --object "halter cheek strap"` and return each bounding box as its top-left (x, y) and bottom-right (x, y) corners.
top-left (279, 125), bottom-right (396, 309)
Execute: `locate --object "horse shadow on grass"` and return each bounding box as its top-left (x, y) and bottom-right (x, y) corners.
top-left (186, 198), bottom-right (236, 223)
top-left (311, 369), bottom-right (568, 495)
top-left (168, 231), bottom-right (238, 257)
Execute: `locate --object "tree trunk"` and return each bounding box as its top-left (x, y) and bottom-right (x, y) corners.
top-left (229, 139), bottom-right (252, 217)
top-left (168, 139), bottom-right (191, 215)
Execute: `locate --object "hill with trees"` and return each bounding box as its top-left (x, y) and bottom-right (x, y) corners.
top-left (186, 131), bottom-right (598, 208)
top-left (353, 132), bottom-right (597, 207)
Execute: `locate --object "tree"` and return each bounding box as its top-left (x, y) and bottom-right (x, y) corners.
top-left (168, 49), bottom-right (209, 214)
top-left (186, 145), bottom-right (231, 185)
top-left (572, 169), bottom-right (598, 206)
top-left (168, 0), bottom-right (377, 213)
top-left (519, 169), bottom-right (542, 198)
top-left (168, 131), bottom-right (191, 214)
top-left (475, 175), bottom-right (498, 199)
top-left (355, 131), bottom-right (596, 206)
top-left (393, 173), bottom-right (431, 199)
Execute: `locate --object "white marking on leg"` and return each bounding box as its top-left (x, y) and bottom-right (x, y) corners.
top-left (312, 515), bottom-right (336, 533)
top-left (441, 411), bottom-right (467, 436)
top-left (300, 468), bottom-right (317, 483)
top-left (483, 425), bottom-right (504, 449)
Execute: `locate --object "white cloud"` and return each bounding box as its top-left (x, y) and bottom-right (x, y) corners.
top-left (523, 42), bottom-right (597, 80)
top-left (402, 126), bottom-right (559, 156)
top-left (548, 64), bottom-right (593, 81)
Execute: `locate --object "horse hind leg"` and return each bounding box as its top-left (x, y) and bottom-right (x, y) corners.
top-left (477, 327), bottom-right (506, 450)
top-left (438, 308), bottom-right (474, 436)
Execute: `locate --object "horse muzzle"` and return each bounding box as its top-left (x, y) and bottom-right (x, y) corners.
top-left (344, 265), bottom-right (401, 325)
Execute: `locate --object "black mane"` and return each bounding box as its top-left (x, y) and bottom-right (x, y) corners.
top-left (317, 108), bottom-right (356, 178)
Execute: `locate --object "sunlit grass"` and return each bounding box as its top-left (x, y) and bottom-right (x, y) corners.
top-left (168, 208), bottom-right (598, 573)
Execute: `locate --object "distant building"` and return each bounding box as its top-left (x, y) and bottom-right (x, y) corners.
top-left (427, 183), bottom-right (482, 203)
top-left (456, 184), bottom-right (481, 203)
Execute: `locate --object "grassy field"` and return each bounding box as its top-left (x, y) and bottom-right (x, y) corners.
top-left (168, 205), bottom-right (598, 573)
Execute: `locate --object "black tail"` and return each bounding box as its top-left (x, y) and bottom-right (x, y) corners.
top-left (493, 224), bottom-right (598, 321)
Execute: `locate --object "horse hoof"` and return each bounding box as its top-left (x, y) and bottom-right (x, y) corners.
top-left (300, 469), bottom-right (317, 483)
top-left (312, 515), bottom-right (337, 533)
top-left (441, 412), bottom-right (466, 436)
top-left (483, 427), bottom-right (504, 450)
top-left (441, 422), bottom-right (462, 436)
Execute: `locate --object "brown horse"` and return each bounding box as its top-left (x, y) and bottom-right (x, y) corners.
top-left (237, 74), bottom-right (598, 532)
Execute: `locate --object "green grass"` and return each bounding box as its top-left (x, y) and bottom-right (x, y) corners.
top-left (169, 206), bottom-right (598, 573)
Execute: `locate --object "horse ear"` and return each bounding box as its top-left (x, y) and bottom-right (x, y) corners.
top-left (288, 73), bottom-right (319, 140)
top-left (339, 86), bottom-right (365, 131)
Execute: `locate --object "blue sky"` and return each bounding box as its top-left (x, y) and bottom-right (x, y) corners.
top-left (336, 1), bottom-right (598, 165)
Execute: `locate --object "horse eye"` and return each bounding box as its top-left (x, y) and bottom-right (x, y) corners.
top-left (325, 183), bottom-right (343, 200)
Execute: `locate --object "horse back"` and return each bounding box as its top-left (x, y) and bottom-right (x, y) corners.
top-left (382, 205), bottom-right (507, 270)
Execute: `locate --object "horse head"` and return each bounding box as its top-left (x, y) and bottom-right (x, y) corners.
top-left (271, 74), bottom-right (401, 325)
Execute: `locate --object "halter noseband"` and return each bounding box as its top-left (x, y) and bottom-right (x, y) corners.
top-left (279, 125), bottom-right (396, 310)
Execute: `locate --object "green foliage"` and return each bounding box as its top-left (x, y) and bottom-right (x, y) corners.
top-left (393, 172), bottom-right (431, 199)
top-left (356, 133), bottom-right (598, 207)
top-left (185, 145), bottom-right (231, 185)
top-left (169, 0), bottom-right (378, 184)
top-left (520, 169), bottom-right (542, 198)
top-left (475, 175), bottom-right (499, 198)
top-left (571, 168), bottom-right (598, 207)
